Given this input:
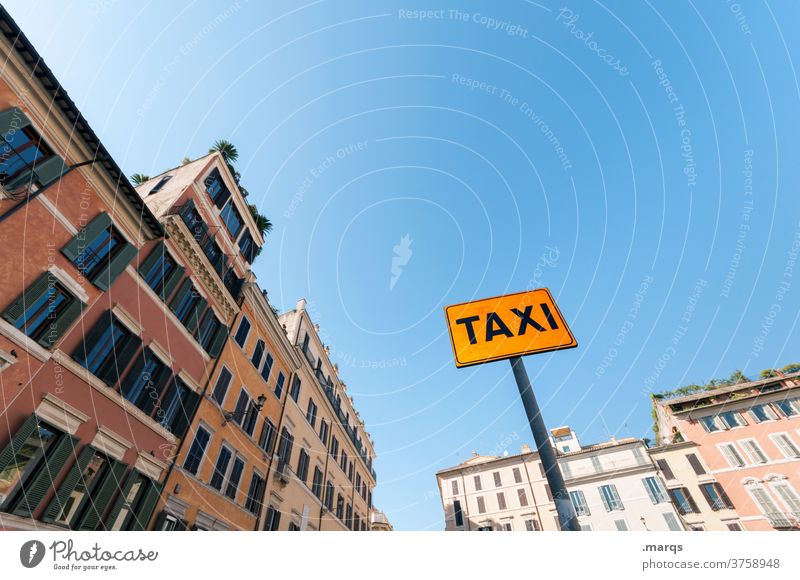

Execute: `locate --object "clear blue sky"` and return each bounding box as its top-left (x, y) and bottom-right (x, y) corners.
top-left (6, 0), bottom-right (800, 530)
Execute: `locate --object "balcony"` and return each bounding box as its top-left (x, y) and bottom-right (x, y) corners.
top-left (766, 512), bottom-right (796, 529)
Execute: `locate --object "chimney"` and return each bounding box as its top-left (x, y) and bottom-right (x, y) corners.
top-left (521, 444), bottom-right (532, 454)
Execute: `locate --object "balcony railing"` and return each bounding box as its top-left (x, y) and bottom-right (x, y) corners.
top-left (766, 512), bottom-right (794, 529)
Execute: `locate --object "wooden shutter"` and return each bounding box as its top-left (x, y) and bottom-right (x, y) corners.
top-left (1, 272), bottom-right (50, 326)
top-left (185, 298), bottom-right (207, 334)
top-left (169, 278), bottom-right (193, 314)
top-left (717, 484), bottom-right (734, 509)
top-left (656, 458), bottom-right (675, 480)
top-left (12, 432), bottom-right (78, 518)
top-left (698, 483), bottom-right (715, 510)
top-left (61, 212), bottom-right (112, 262)
top-left (0, 414), bottom-right (39, 472)
top-left (170, 389), bottom-right (200, 440)
top-left (686, 453), bottom-right (706, 475)
top-left (77, 459), bottom-right (128, 530)
top-left (72, 310), bottom-right (113, 365)
top-left (92, 242), bottom-right (137, 291)
top-left (160, 262), bottom-right (184, 301)
top-left (96, 333), bottom-right (142, 387)
top-left (0, 106), bottom-right (31, 133)
top-left (137, 243), bottom-right (164, 280)
top-left (42, 445), bottom-right (96, 524)
top-left (685, 489), bottom-right (699, 513)
top-left (103, 470), bottom-right (137, 530)
top-left (37, 295), bottom-right (83, 349)
top-left (138, 364), bottom-right (172, 416)
top-left (207, 323), bottom-right (228, 358)
top-left (33, 156), bottom-right (68, 186)
top-left (129, 479), bottom-right (163, 531)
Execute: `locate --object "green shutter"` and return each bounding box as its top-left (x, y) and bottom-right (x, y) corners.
top-left (0, 107), bottom-right (31, 134)
top-left (139, 365), bottom-right (172, 416)
top-left (61, 212), bottom-right (112, 262)
top-left (33, 156), bottom-right (68, 186)
top-left (169, 278), bottom-right (193, 314)
top-left (1, 272), bottom-right (51, 326)
top-left (170, 390), bottom-right (200, 440)
top-left (77, 459), bottom-right (128, 530)
top-left (120, 348), bottom-right (147, 402)
top-left (129, 479), bottom-right (163, 531)
top-left (186, 298), bottom-right (207, 335)
top-left (42, 445), bottom-right (96, 524)
top-left (103, 470), bottom-right (138, 530)
top-left (0, 414), bottom-right (39, 472)
top-left (92, 242), bottom-right (137, 291)
top-left (137, 243), bottom-right (164, 280)
top-left (11, 433), bottom-right (78, 518)
top-left (96, 334), bottom-right (142, 386)
top-left (207, 323), bottom-right (228, 358)
top-left (161, 264), bottom-right (184, 302)
top-left (36, 295), bottom-right (83, 349)
top-left (72, 310), bottom-right (113, 366)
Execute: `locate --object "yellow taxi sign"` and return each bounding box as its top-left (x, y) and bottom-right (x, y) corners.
top-left (444, 288), bottom-right (577, 368)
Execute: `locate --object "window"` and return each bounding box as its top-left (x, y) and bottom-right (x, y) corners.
top-left (770, 433), bottom-right (800, 458)
top-left (220, 201), bottom-right (243, 240)
top-left (501, 522), bottom-right (513, 531)
top-left (330, 437), bottom-right (339, 461)
top-left (544, 484), bottom-right (553, 501)
top-left (0, 122), bottom-right (55, 186)
top-left (476, 496), bottom-right (486, 514)
top-left (245, 472), bottom-right (266, 515)
top-left (746, 483), bottom-right (785, 526)
top-left (51, 447), bottom-right (115, 528)
top-left (312, 467), bottom-right (324, 499)
top-left (662, 512), bottom-right (683, 531)
top-left (771, 480), bottom-right (800, 514)
top-left (496, 492), bottom-right (507, 510)
top-left (570, 490), bottom-right (590, 516)
top-left (668, 487), bottom-right (699, 515)
top-left (700, 482), bottom-right (734, 510)
top-left (473, 475), bottom-right (482, 491)
top-left (73, 311), bottom-right (141, 386)
top-left (699, 416), bottom-right (723, 433)
top-left (335, 494), bottom-right (344, 519)
top-left (642, 476), bottom-right (669, 504)
top-left (345, 503), bottom-right (353, 529)
top-left (686, 453), bottom-right (706, 475)
top-left (195, 309), bottom-right (224, 355)
top-left (238, 231), bottom-right (258, 264)
top-left (493, 471), bottom-right (502, 487)
top-left (62, 213), bottom-right (136, 290)
top-left (289, 376), bottom-right (301, 402)
top-left (513, 467), bottom-right (523, 483)
top-left (234, 317), bottom-right (251, 348)
top-left (251, 339), bottom-right (265, 369)
top-left (517, 488), bottom-right (529, 507)
top-left (591, 456), bottom-right (603, 473)
top-left (211, 367), bottom-right (233, 405)
top-left (169, 279), bottom-right (204, 331)
top-left (233, 390), bottom-right (258, 436)
top-left (726, 522), bottom-right (743, 531)
top-left (599, 484), bottom-right (624, 512)
top-left (288, 521), bottom-right (300, 531)
top-left (306, 399), bottom-right (318, 428)
top-left (148, 175), bottom-right (171, 194)
top-left (774, 398), bottom-right (800, 417)
top-left (319, 419), bottom-right (329, 445)
top-left (209, 447), bottom-right (232, 491)
top-left (718, 411), bottom-right (746, 429)
top-left (524, 519), bottom-right (539, 531)
top-left (225, 457), bottom-right (244, 500)
top-left (453, 500), bottom-right (464, 527)
top-left (538, 463), bottom-right (546, 478)
top-left (748, 404), bottom-right (778, 423)
top-left (204, 169), bottom-right (231, 208)
top-left (719, 443), bottom-right (746, 467)
top-left (120, 347), bottom-right (170, 413)
top-left (740, 440), bottom-right (768, 464)
top-left (325, 482), bottom-right (334, 511)
top-left (259, 418), bottom-right (277, 454)
top-left (451, 480), bottom-right (459, 496)
top-left (106, 471), bottom-right (161, 531)
top-left (614, 519), bottom-right (629, 531)
top-left (183, 427), bottom-right (211, 475)
top-left (297, 449), bottom-right (310, 483)
top-left (277, 428), bottom-right (294, 467)
top-left (264, 505), bottom-right (281, 531)
top-left (274, 372), bottom-right (285, 398)
top-left (260, 353), bottom-right (274, 383)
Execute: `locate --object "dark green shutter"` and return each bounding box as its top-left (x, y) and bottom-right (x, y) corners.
top-left (120, 349), bottom-right (147, 402)
top-left (186, 299), bottom-right (207, 335)
top-left (61, 212), bottom-right (112, 262)
top-left (33, 156), bottom-right (68, 187)
top-left (103, 470), bottom-right (137, 530)
top-left (170, 390), bottom-right (200, 440)
top-left (1, 272), bottom-right (50, 326)
top-left (139, 365), bottom-right (171, 416)
top-left (37, 295), bottom-right (83, 348)
top-left (129, 479), bottom-right (163, 531)
top-left (169, 278), bottom-right (193, 314)
top-left (207, 323), bottom-right (228, 358)
top-left (72, 310), bottom-right (113, 366)
top-left (96, 334), bottom-right (142, 386)
top-left (42, 445), bottom-right (96, 524)
top-left (11, 433), bottom-right (78, 518)
top-left (0, 414), bottom-right (39, 472)
top-left (77, 459), bottom-right (128, 530)
top-left (161, 264), bottom-right (184, 302)
top-left (92, 242), bottom-right (137, 291)
top-left (0, 107), bottom-right (31, 133)
top-left (137, 243), bottom-right (164, 280)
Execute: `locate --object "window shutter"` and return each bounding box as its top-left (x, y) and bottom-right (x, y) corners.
top-left (170, 389), bottom-right (200, 440)
top-left (0, 106), bottom-right (31, 133)
top-left (698, 484), bottom-right (714, 509)
top-left (103, 470), bottom-right (137, 530)
top-left (207, 323), bottom-right (228, 358)
top-left (42, 445), bottom-right (96, 524)
top-left (1, 272), bottom-right (51, 326)
top-left (169, 278), bottom-right (193, 314)
top-left (11, 432), bottom-right (78, 518)
top-left (33, 155), bottom-right (68, 186)
top-left (137, 242), bottom-right (164, 279)
top-left (185, 298), bottom-right (207, 334)
top-left (72, 310), bottom-right (113, 365)
top-left (643, 479), bottom-right (658, 504)
top-left (685, 490), bottom-right (699, 513)
top-left (656, 459), bottom-right (675, 480)
top-left (129, 479), bottom-right (162, 531)
top-left (139, 365), bottom-right (172, 416)
top-left (718, 485), bottom-right (734, 509)
top-left (37, 295), bottom-right (83, 348)
top-left (96, 334), bottom-right (142, 386)
top-left (161, 265), bottom-right (184, 302)
top-left (92, 242), bottom-right (137, 291)
top-left (686, 453), bottom-right (706, 475)
top-left (0, 414), bottom-right (39, 472)
top-left (77, 459), bottom-right (128, 530)
top-left (61, 212), bottom-right (112, 261)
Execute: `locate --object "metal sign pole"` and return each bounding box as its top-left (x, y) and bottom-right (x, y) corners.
top-left (510, 356), bottom-right (580, 531)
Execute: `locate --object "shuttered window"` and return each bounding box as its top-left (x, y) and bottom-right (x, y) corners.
top-left (740, 440), bottom-right (768, 464)
top-left (209, 447), bottom-right (232, 491)
top-left (656, 458), bottom-right (675, 480)
top-left (0, 107), bottom-right (66, 191)
top-left (211, 367), bottom-right (233, 405)
top-left (104, 472), bottom-right (162, 531)
top-left (273, 372), bottom-right (285, 398)
top-left (183, 427), bottom-right (211, 475)
top-left (770, 433), bottom-right (800, 458)
top-left (245, 472), bottom-right (266, 514)
top-left (642, 476), bottom-right (669, 504)
top-left (570, 490), bottom-right (590, 516)
top-left (719, 443), bottom-right (746, 467)
top-left (259, 418), bottom-right (276, 454)
top-left (120, 347), bottom-right (170, 414)
top-left (453, 500), bottom-right (463, 526)
top-left (289, 376), bottom-right (301, 402)
top-left (73, 311), bottom-right (141, 387)
top-left (599, 484), bottom-right (624, 512)
top-left (137, 242), bottom-right (183, 301)
top-left (234, 316), bottom-right (251, 348)
top-left (700, 482), bottom-right (734, 511)
top-left (225, 457), bottom-right (245, 500)
top-left (264, 504), bottom-right (281, 531)
top-left (686, 453), bottom-right (706, 475)
top-left (668, 487), bottom-right (699, 515)
top-left (297, 449), bottom-right (310, 483)
top-left (251, 339), bottom-right (265, 369)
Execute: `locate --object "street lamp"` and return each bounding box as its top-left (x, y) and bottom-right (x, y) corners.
top-left (222, 394), bottom-right (267, 425)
